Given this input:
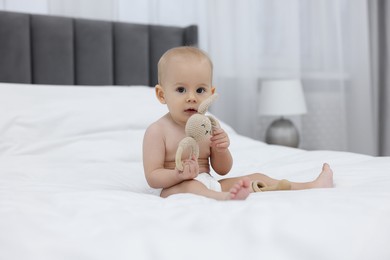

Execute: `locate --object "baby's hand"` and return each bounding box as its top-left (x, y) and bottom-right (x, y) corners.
top-left (210, 128), bottom-right (230, 152)
top-left (177, 155), bottom-right (199, 180)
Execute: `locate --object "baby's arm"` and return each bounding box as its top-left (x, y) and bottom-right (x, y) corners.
top-left (143, 124), bottom-right (198, 189)
top-left (209, 128), bottom-right (233, 175)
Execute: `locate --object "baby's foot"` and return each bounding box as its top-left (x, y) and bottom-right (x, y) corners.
top-left (228, 177), bottom-right (251, 200)
top-left (314, 163), bottom-right (334, 188)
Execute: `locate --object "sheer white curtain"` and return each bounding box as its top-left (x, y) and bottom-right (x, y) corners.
top-left (1, 0), bottom-right (384, 155)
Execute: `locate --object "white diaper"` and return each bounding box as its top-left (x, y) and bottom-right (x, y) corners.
top-left (194, 173), bottom-right (222, 192)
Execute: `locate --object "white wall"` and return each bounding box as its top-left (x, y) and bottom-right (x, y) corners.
top-left (0, 0), bottom-right (48, 13)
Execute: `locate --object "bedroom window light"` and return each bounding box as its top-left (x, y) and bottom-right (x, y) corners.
top-left (258, 79), bottom-right (307, 148)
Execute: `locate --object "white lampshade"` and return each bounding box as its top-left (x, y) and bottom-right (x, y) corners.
top-left (258, 79), bottom-right (307, 116)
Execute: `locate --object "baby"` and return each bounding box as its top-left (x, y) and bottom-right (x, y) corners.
top-left (142, 46), bottom-right (333, 200)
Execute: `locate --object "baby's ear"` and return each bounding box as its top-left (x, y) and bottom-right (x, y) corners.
top-left (155, 85), bottom-right (166, 104)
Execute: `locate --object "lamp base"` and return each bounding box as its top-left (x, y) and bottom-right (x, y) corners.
top-left (265, 118), bottom-right (300, 148)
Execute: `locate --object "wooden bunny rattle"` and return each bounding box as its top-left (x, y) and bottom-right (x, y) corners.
top-left (175, 93), bottom-right (291, 192)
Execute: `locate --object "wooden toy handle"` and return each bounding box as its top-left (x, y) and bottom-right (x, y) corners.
top-left (175, 137), bottom-right (199, 171)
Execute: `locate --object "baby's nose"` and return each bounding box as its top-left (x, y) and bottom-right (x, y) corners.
top-left (186, 92), bottom-right (197, 102)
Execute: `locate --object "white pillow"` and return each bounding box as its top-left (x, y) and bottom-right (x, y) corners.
top-left (0, 83), bottom-right (166, 130)
top-left (0, 83), bottom-right (167, 156)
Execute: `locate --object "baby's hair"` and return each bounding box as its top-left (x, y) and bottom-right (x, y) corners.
top-left (157, 46), bottom-right (213, 85)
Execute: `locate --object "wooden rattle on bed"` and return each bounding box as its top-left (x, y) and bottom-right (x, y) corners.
top-left (175, 94), bottom-right (220, 171)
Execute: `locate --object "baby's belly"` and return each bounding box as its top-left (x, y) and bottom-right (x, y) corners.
top-left (164, 158), bottom-right (210, 173)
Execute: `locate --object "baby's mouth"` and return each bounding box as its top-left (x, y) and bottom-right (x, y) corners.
top-left (185, 108), bottom-right (198, 113)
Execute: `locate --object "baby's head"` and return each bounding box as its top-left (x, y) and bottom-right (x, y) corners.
top-left (157, 46), bottom-right (213, 87)
top-left (155, 46), bottom-right (215, 126)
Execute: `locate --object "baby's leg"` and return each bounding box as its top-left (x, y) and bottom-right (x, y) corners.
top-left (286, 163), bottom-right (333, 189)
top-left (160, 178), bottom-right (251, 200)
top-left (219, 163), bottom-right (334, 192)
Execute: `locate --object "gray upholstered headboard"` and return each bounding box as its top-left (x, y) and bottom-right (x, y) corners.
top-left (0, 11), bottom-right (197, 86)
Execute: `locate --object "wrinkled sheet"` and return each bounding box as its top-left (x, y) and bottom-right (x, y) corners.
top-left (1, 83), bottom-right (390, 260)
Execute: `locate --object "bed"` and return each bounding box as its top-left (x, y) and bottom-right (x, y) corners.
top-left (1, 11), bottom-right (390, 260)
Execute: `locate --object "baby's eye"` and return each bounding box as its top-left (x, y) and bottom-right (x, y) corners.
top-left (196, 87), bottom-right (206, 94)
top-left (176, 87), bottom-right (186, 93)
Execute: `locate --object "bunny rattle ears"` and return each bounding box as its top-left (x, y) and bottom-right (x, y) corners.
top-left (198, 93), bottom-right (219, 115)
top-left (198, 93), bottom-right (220, 130)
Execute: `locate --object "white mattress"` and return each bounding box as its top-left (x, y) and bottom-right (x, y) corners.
top-left (1, 83), bottom-right (389, 260)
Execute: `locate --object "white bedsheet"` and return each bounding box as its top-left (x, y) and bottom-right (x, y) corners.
top-left (1, 83), bottom-right (389, 260)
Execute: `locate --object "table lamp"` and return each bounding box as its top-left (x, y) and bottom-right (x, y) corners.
top-left (258, 79), bottom-right (307, 147)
